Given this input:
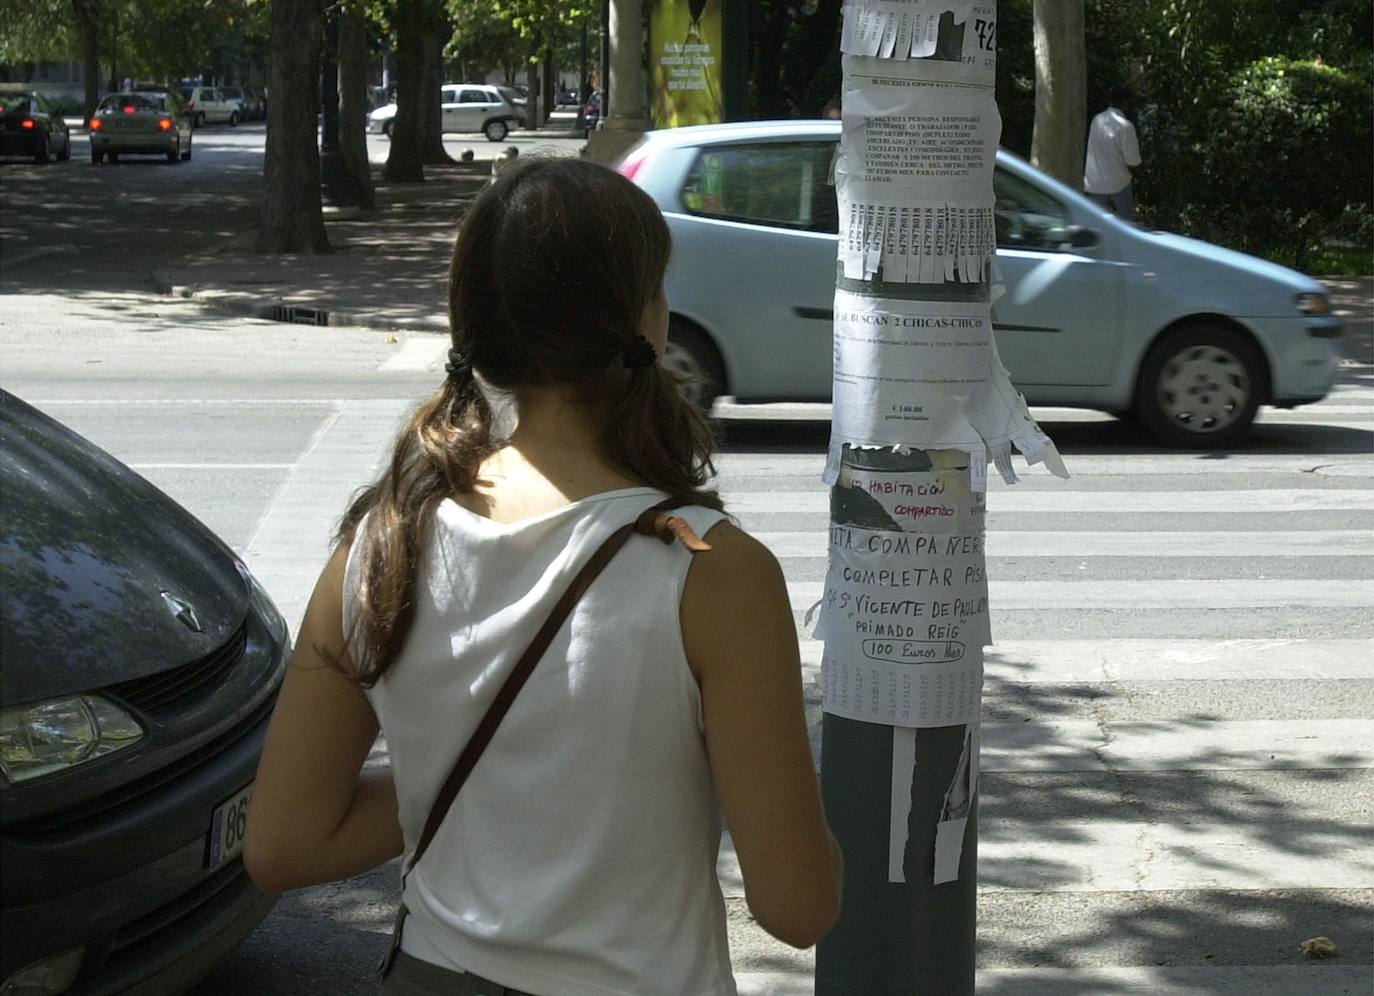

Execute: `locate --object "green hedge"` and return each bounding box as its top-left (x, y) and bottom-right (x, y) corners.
top-left (1137, 56), bottom-right (1372, 271)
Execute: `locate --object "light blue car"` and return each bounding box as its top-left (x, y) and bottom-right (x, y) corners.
top-left (620, 121), bottom-right (1343, 447)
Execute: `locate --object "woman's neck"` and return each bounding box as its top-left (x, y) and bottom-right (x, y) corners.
top-left (484, 387), bottom-right (643, 499)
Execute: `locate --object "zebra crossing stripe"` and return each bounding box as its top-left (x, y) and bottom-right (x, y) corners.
top-left (726, 490), bottom-right (1374, 514)
top-left (797, 638), bottom-right (1374, 681)
top-left (755, 530), bottom-right (1374, 557)
top-left (784, 579), bottom-right (1373, 610)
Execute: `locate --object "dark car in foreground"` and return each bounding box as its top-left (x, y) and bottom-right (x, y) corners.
top-left (0, 390), bottom-right (289, 995)
top-left (0, 86), bottom-right (72, 163)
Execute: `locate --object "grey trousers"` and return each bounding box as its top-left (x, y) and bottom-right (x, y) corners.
top-left (380, 950), bottom-right (540, 996)
top-left (1088, 185), bottom-right (1136, 222)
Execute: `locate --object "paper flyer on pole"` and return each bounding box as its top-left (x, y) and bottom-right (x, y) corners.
top-left (823, 290), bottom-right (1066, 487)
top-left (817, 468), bottom-right (988, 729)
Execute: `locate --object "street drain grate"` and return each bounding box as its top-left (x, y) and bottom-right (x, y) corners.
top-left (265, 305), bottom-right (329, 326)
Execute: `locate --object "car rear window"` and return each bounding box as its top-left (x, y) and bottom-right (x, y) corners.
top-left (0, 94), bottom-right (33, 113)
top-left (680, 142), bottom-right (839, 233)
top-left (99, 94), bottom-right (163, 112)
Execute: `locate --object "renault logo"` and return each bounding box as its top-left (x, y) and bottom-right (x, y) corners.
top-left (161, 592), bottom-right (205, 633)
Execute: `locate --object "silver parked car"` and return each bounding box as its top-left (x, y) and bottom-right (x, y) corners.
top-left (89, 91), bottom-right (194, 164)
top-left (620, 121), bottom-right (1344, 446)
top-left (368, 83), bottom-right (520, 142)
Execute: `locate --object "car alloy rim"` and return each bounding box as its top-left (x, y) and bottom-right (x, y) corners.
top-left (661, 340), bottom-right (708, 407)
top-left (1156, 344), bottom-right (1250, 434)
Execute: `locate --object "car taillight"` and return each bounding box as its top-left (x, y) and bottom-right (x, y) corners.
top-left (123, 105), bottom-right (136, 114)
top-left (617, 151), bottom-right (648, 181)
top-left (20, 118), bottom-right (35, 130)
top-left (158, 117), bottom-right (173, 131)
top-left (89, 118), bottom-right (102, 130)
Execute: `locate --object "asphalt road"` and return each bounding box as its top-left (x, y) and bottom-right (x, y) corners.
top-left (1, 127), bottom-right (1371, 994)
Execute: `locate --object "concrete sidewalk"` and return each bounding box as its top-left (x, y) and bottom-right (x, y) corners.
top-left (153, 162), bottom-right (492, 332)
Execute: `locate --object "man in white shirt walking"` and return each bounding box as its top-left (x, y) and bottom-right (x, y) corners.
top-left (1083, 86), bottom-right (1141, 221)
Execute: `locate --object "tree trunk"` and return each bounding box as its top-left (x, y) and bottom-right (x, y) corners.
top-left (419, 16), bottom-right (453, 165)
top-left (748, 3), bottom-right (789, 119)
top-left (543, 46), bottom-right (555, 125)
top-left (385, 0), bottom-right (426, 182)
top-left (256, 0), bottom-right (331, 254)
top-left (525, 48), bottom-right (541, 133)
top-left (338, 11), bottom-right (376, 210)
top-left (72, 0), bottom-right (101, 121)
top-left (1030, 0), bottom-right (1086, 189)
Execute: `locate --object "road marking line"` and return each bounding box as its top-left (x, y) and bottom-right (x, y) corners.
top-left (130, 462), bottom-right (292, 470)
top-left (982, 718), bottom-right (1373, 772)
top-left (797, 637), bottom-right (1374, 681)
top-left (731, 490), bottom-right (1374, 514)
top-left (377, 336), bottom-right (447, 372)
top-left (786, 578), bottom-right (1373, 610)
top-left (755, 530), bottom-right (1374, 557)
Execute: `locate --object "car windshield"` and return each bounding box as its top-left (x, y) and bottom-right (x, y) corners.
top-left (0, 94), bottom-right (32, 113)
top-left (496, 86), bottom-right (521, 104)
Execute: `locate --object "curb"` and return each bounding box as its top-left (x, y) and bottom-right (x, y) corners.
top-left (150, 269), bottom-right (448, 334)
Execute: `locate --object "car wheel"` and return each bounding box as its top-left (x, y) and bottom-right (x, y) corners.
top-left (91, 148), bottom-right (103, 165)
top-left (229, 110), bottom-right (239, 127)
top-left (167, 139), bottom-right (179, 164)
top-left (107, 151), bottom-right (119, 162)
top-left (58, 134), bottom-right (71, 161)
top-left (34, 135), bottom-right (49, 164)
top-left (484, 119), bottom-right (508, 142)
top-left (1134, 324), bottom-right (1266, 448)
top-left (182, 137), bottom-right (192, 161)
top-left (383, 119), bottom-right (394, 139)
top-left (195, 112), bottom-right (206, 129)
top-left (664, 318), bottom-right (726, 411)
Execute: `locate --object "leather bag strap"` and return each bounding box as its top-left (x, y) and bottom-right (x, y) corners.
top-left (404, 496), bottom-right (708, 880)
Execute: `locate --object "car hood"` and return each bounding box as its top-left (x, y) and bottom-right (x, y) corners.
top-left (0, 391), bottom-right (248, 705)
top-left (1131, 229), bottom-right (1324, 295)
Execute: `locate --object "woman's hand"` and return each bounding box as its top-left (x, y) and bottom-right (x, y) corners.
top-left (243, 543), bottom-right (404, 894)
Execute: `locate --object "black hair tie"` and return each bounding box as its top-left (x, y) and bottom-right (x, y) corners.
top-left (622, 336), bottom-right (657, 370)
top-left (445, 348), bottom-right (471, 378)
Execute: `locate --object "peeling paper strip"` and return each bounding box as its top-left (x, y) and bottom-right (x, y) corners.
top-left (889, 725), bottom-right (918, 882)
top-left (933, 723), bottom-right (978, 884)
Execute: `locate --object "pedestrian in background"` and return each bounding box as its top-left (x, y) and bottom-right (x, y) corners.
top-left (243, 158), bottom-right (842, 995)
top-left (1084, 84), bottom-right (1142, 222)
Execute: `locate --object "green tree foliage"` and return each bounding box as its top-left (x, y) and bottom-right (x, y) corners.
top-left (998, 0), bottom-right (1372, 268)
top-left (445, 0), bottom-right (596, 81)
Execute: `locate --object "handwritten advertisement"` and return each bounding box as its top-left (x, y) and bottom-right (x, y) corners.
top-left (818, 467), bottom-right (988, 728)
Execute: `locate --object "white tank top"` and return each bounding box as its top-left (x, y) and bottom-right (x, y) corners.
top-left (344, 488), bottom-right (736, 996)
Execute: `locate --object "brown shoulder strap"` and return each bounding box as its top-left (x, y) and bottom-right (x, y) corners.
top-left (405, 497), bottom-right (708, 879)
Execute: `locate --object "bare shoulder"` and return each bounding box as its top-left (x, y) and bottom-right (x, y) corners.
top-left (680, 520), bottom-right (794, 681)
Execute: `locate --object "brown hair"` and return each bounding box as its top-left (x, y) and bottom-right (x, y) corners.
top-left (335, 158), bottom-right (721, 685)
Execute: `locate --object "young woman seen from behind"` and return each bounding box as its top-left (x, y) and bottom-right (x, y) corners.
top-left (244, 157), bottom-right (842, 996)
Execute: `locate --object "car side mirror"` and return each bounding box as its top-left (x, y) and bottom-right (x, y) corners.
top-left (1065, 225), bottom-right (1101, 249)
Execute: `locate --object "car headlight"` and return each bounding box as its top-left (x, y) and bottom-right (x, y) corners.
top-left (0, 695), bottom-right (145, 784)
top-left (1295, 292), bottom-right (1330, 315)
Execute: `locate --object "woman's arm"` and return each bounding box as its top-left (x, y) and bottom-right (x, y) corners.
top-left (681, 522), bottom-right (843, 949)
top-left (243, 543), bottom-right (404, 894)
